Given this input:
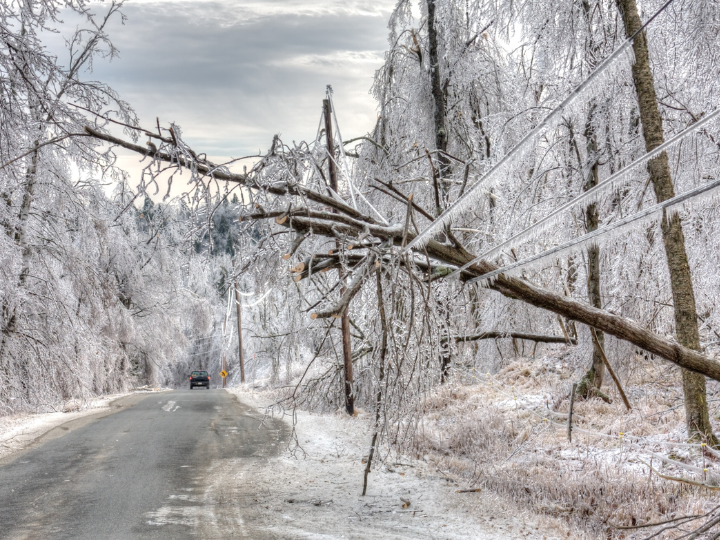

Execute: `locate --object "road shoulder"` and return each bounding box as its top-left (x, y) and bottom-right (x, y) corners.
top-left (220, 387), bottom-right (571, 539)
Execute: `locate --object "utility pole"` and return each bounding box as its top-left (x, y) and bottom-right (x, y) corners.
top-left (234, 278), bottom-right (245, 383)
top-left (323, 98), bottom-right (339, 194)
top-left (323, 96), bottom-right (354, 416)
top-left (221, 284), bottom-right (233, 388)
top-left (229, 255), bottom-right (245, 383)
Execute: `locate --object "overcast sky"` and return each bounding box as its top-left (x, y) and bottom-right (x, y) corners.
top-left (59, 0), bottom-right (396, 176)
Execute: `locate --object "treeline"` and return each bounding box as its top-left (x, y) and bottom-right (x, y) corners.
top-left (0, 0), bottom-right (229, 411)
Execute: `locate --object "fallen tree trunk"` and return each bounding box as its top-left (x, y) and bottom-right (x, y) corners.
top-left (419, 238), bottom-right (720, 381)
top-left (445, 331), bottom-right (576, 345)
top-left (83, 127), bottom-right (720, 382)
top-left (286, 216), bottom-right (720, 381)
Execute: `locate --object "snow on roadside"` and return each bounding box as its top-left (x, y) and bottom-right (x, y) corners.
top-left (0, 388), bottom-right (168, 462)
top-left (224, 386), bottom-right (570, 539)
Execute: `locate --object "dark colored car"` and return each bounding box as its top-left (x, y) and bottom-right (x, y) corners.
top-left (189, 371), bottom-right (210, 389)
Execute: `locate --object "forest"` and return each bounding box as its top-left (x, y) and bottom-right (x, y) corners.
top-left (3, 0), bottom-right (720, 537)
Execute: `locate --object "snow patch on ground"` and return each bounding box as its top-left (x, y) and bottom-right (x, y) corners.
top-left (221, 387), bottom-right (569, 539)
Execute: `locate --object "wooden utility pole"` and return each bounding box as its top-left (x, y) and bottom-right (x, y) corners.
top-left (232, 256), bottom-right (245, 383)
top-left (234, 280), bottom-right (245, 383)
top-left (324, 97), bottom-right (354, 416)
top-left (323, 98), bottom-right (339, 195)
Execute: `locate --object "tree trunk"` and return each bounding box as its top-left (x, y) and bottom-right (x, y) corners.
top-left (427, 0), bottom-right (450, 182)
top-left (571, 2), bottom-right (608, 400)
top-left (427, 2), bottom-right (454, 380)
top-left (440, 328), bottom-right (451, 382)
top-left (615, 0), bottom-right (715, 443)
top-left (569, 108), bottom-right (608, 399)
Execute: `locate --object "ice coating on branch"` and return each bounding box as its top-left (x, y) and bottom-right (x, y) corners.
top-left (404, 40), bottom-right (636, 252)
top-left (469, 177), bottom-right (720, 287)
top-left (447, 109), bottom-right (720, 278)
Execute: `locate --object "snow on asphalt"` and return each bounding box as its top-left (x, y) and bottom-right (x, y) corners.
top-left (1, 388), bottom-right (572, 538)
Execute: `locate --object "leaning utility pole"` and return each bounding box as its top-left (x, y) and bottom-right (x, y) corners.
top-left (324, 96), bottom-right (354, 416)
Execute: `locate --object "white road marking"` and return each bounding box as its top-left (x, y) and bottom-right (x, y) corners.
top-left (161, 401), bottom-right (176, 412)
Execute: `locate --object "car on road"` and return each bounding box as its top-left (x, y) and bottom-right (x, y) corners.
top-left (189, 371), bottom-right (210, 389)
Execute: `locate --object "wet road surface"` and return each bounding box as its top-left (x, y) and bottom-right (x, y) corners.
top-left (0, 389), bottom-right (288, 539)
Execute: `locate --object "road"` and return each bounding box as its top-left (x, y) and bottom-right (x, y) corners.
top-left (0, 389), bottom-right (288, 539)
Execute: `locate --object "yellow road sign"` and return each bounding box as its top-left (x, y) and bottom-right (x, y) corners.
top-left (220, 370), bottom-right (228, 378)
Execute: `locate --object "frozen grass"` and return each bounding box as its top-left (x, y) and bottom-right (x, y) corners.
top-left (230, 345), bottom-right (720, 538)
top-left (408, 353), bottom-right (720, 539)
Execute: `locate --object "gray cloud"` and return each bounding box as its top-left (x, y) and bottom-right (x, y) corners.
top-left (68, 0), bottom-right (394, 157)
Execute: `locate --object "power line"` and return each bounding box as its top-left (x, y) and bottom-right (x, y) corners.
top-left (447, 109), bottom-right (720, 279)
top-left (404, 0), bottom-right (680, 253)
top-left (466, 176), bottom-right (720, 286)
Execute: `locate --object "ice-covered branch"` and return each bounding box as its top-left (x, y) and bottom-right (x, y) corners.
top-left (404, 0), bottom-right (679, 252)
top-left (311, 254), bottom-right (378, 319)
top-left (83, 126), bottom-right (376, 223)
top-left (443, 331), bottom-right (576, 345)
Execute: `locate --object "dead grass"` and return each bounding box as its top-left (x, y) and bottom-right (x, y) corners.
top-left (410, 354), bottom-right (720, 539)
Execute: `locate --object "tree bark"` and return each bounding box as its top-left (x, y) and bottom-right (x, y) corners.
top-left (615, 0), bottom-right (716, 444)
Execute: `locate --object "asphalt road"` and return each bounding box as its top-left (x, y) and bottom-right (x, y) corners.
top-left (0, 389), bottom-right (288, 539)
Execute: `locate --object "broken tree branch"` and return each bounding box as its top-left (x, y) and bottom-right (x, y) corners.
top-left (590, 327), bottom-right (632, 410)
top-left (85, 126), bottom-right (720, 383)
top-left (444, 331), bottom-right (577, 344)
top-left (312, 254), bottom-right (378, 319)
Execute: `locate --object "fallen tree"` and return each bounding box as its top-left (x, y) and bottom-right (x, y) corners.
top-left (83, 124), bottom-right (720, 382)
